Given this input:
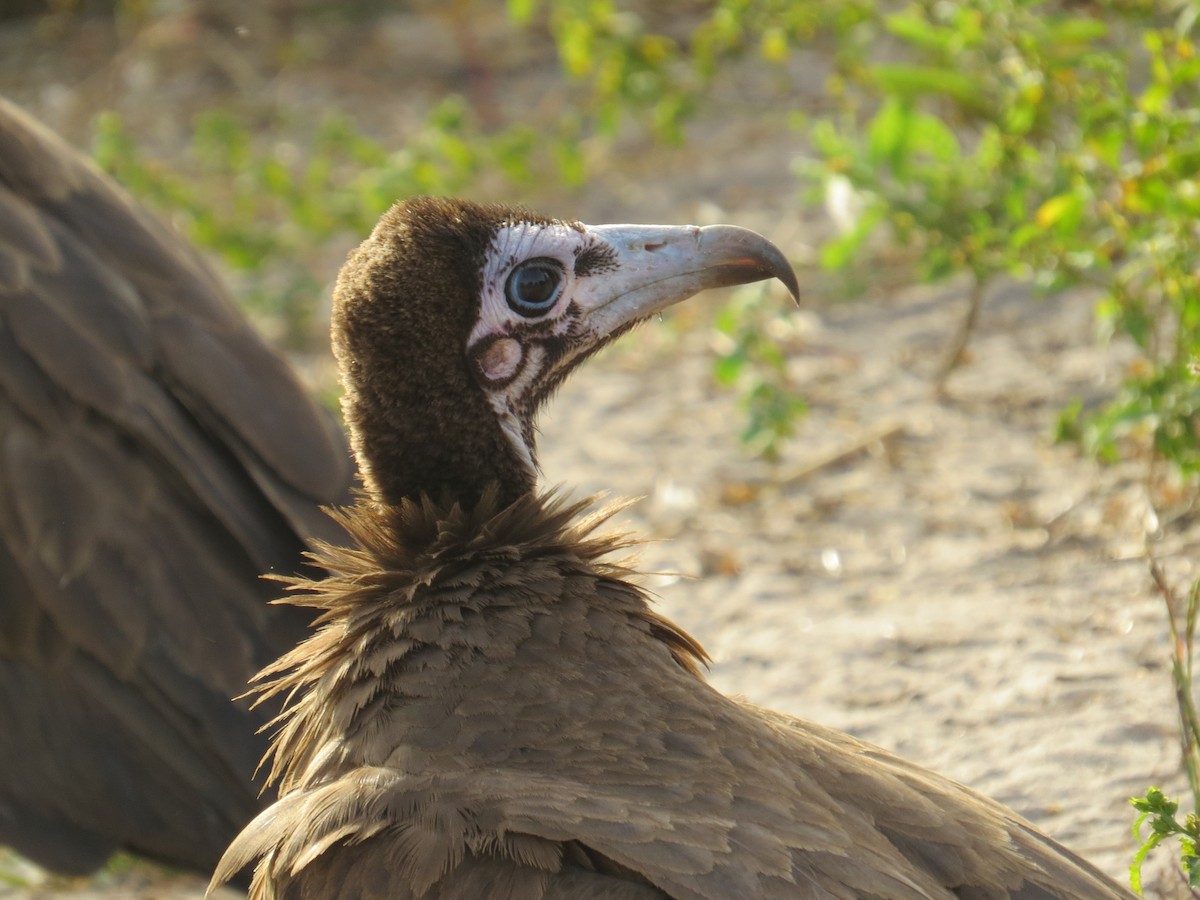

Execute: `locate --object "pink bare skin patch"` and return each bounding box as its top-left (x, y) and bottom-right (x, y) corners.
top-left (477, 336), bottom-right (523, 383)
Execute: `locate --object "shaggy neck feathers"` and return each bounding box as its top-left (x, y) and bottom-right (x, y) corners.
top-left (253, 490), bottom-right (709, 793)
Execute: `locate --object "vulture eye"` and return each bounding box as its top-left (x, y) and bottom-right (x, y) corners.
top-left (505, 258), bottom-right (564, 317)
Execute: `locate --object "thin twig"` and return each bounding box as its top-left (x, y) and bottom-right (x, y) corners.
top-left (1147, 549), bottom-right (1200, 812)
top-left (935, 273), bottom-right (987, 392)
top-left (780, 419), bottom-right (906, 486)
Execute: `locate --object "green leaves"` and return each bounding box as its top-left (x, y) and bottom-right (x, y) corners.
top-left (865, 97), bottom-right (962, 175)
top-left (799, 0), bottom-right (1200, 488)
top-left (1033, 193), bottom-right (1083, 234)
top-left (521, 0), bottom-right (694, 143)
top-left (1129, 787), bottom-right (1200, 894)
top-left (1129, 561), bottom-right (1200, 893)
top-left (711, 285), bottom-right (807, 458)
top-left (818, 201), bottom-right (884, 271)
top-left (870, 65), bottom-right (983, 106)
top-left (93, 100), bottom-right (544, 350)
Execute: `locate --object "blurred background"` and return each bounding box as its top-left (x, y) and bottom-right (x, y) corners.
top-left (2, 0), bottom-right (1200, 896)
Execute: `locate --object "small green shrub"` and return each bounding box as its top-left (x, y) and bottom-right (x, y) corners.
top-left (1131, 559), bottom-right (1200, 894)
top-left (516, 0), bottom-right (1200, 484)
top-left (1131, 787), bottom-right (1200, 892)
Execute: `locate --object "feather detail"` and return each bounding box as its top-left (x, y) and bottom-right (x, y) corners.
top-left (211, 198), bottom-right (1131, 900)
top-left (246, 489), bottom-right (707, 796)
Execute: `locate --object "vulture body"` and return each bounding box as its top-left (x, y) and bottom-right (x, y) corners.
top-left (212, 197), bottom-right (1134, 899)
top-left (0, 98), bottom-right (353, 875)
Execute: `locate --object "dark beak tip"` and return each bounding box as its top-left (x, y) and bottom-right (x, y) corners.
top-left (779, 268), bottom-right (801, 306)
top-left (728, 228), bottom-right (799, 306)
top-left (751, 251), bottom-right (799, 306)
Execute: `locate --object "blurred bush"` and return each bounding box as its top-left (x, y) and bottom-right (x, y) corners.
top-left (801, 1), bottom-right (1200, 483)
top-left (514, 0), bottom-right (1200, 487)
top-left (93, 99), bottom-right (543, 350)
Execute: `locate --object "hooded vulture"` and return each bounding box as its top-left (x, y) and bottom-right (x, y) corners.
top-left (0, 97), bottom-right (353, 876)
top-left (211, 197), bottom-right (1134, 899)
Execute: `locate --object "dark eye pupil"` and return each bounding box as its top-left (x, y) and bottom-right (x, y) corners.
top-left (516, 268), bottom-right (554, 303)
top-left (505, 260), bottom-right (562, 317)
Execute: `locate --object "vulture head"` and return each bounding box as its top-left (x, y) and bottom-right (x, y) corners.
top-left (332, 196), bottom-right (798, 510)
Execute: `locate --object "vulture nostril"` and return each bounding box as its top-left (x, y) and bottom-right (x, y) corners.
top-left (643, 242), bottom-right (665, 252)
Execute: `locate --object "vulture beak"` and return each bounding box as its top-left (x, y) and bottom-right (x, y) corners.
top-left (581, 223), bottom-right (799, 336)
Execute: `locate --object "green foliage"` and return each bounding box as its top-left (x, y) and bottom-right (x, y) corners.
top-left (510, 0), bottom-right (694, 142)
top-left (804, 0), bottom-right (1200, 476)
top-left (711, 285), bottom-right (807, 458)
top-left (1129, 561), bottom-right (1200, 894)
top-left (802, 0), bottom-right (1129, 380)
top-left (511, 0), bottom-right (869, 143)
top-left (1061, 21), bottom-right (1200, 477)
top-left (1130, 787), bottom-right (1200, 893)
top-left (93, 99), bottom-right (541, 349)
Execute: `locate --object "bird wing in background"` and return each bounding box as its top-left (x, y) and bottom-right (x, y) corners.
top-left (0, 97), bottom-right (354, 876)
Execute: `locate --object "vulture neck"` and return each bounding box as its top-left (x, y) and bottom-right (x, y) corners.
top-left (340, 367), bottom-right (535, 512)
top-left (330, 206), bottom-right (538, 513)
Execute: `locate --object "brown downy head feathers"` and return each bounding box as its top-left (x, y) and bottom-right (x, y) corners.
top-left (332, 199), bottom-right (555, 511)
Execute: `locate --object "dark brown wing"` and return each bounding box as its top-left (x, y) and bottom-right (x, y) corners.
top-left (0, 97), bottom-right (354, 876)
top-left (225, 703), bottom-right (1129, 899)
top-left (236, 730), bottom-right (1126, 899)
top-left (214, 495), bottom-right (1133, 899)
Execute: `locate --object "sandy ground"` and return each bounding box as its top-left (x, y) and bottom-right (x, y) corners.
top-left (0, 4), bottom-right (1196, 897)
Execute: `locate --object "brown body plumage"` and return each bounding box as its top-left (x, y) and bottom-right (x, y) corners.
top-left (213, 197), bottom-right (1133, 898)
top-left (0, 98), bottom-right (353, 875)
